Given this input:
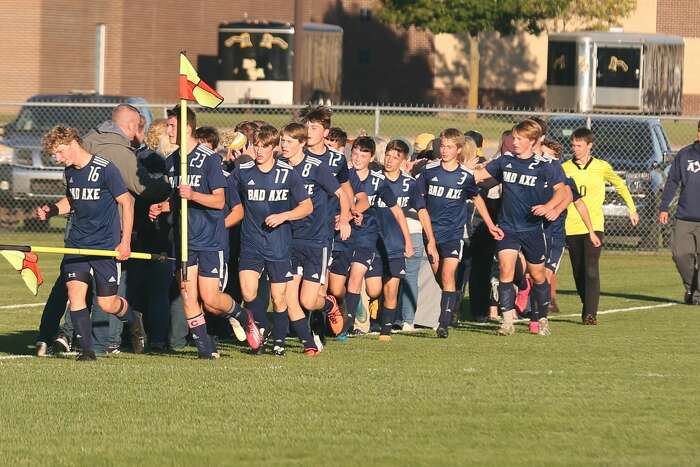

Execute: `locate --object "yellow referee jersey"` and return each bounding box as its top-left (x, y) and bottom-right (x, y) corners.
top-left (562, 157), bottom-right (637, 235)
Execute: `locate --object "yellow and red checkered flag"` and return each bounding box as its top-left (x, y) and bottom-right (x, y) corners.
top-left (1, 250), bottom-right (43, 296)
top-left (179, 53), bottom-right (224, 108)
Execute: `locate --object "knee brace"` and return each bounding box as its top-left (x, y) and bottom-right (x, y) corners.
top-left (497, 282), bottom-right (515, 312)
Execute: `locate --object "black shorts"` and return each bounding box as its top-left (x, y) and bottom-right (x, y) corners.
top-left (365, 252), bottom-right (406, 279)
top-left (61, 255), bottom-right (120, 297)
top-left (351, 246), bottom-right (376, 269)
top-left (290, 243), bottom-right (328, 284)
top-left (239, 250), bottom-right (293, 284)
top-left (436, 239), bottom-right (465, 261)
top-left (497, 229), bottom-right (547, 265)
top-left (328, 250), bottom-right (352, 276)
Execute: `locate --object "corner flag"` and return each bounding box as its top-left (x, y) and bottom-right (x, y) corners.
top-left (179, 53), bottom-right (224, 108)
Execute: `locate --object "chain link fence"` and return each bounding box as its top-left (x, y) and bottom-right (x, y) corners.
top-left (0, 101), bottom-right (697, 250)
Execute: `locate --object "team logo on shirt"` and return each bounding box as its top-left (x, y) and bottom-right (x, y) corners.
top-left (248, 188), bottom-right (289, 201)
top-left (502, 171), bottom-right (537, 187)
top-left (427, 185), bottom-right (463, 199)
top-left (68, 187), bottom-right (101, 200)
top-left (687, 160), bottom-right (700, 173)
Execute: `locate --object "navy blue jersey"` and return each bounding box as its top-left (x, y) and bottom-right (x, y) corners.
top-left (65, 155), bottom-right (127, 249)
top-left (165, 144), bottom-right (227, 251)
top-left (545, 176), bottom-right (581, 236)
top-left (417, 161), bottom-right (479, 244)
top-left (304, 146), bottom-right (349, 240)
top-left (232, 159), bottom-right (309, 261)
top-left (332, 168), bottom-right (365, 253)
top-left (352, 170), bottom-right (397, 249)
top-left (486, 153), bottom-right (565, 232)
top-left (222, 170), bottom-right (242, 258)
top-left (378, 173), bottom-right (425, 258)
top-left (289, 155), bottom-right (341, 246)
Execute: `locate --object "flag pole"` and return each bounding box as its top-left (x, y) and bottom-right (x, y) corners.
top-left (0, 244), bottom-right (174, 262)
top-left (179, 56), bottom-right (189, 282)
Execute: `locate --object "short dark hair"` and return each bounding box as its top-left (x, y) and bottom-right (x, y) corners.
top-left (327, 127), bottom-right (347, 147)
top-left (542, 137), bottom-right (564, 158)
top-left (234, 121), bottom-right (259, 148)
top-left (385, 139), bottom-right (410, 157)
top-left (300, 105), bottom-right (332, 129)
top-left (167, 105), bottom-right (197, 135)
top-left (528, 116), bottom-right (547, 135)
top-left (194, 126), bottom-right (220, 149)
top-left (352, 136), bottom-right (375, 155)
top-left (464, 130), bottom-right (483, 148)
top-left (571, 127), bottom-right (593, 144)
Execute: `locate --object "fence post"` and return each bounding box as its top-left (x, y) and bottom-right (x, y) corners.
top-left (374, 106), bottom-right (381, 137)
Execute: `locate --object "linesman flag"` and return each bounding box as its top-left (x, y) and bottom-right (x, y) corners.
top-left (179, 53), bottom-right (224, 108)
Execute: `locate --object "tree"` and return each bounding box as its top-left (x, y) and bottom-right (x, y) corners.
top-left (377, 0), bottom-right (568, 109)
top-left (554, 0), bottom-right (637, 31)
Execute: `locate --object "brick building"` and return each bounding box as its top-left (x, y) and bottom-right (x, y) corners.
top-left (0, 0), bottom-right (698, 112)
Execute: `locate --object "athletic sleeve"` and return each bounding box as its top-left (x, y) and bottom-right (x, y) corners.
top-left (226, 173), bottom-right (241, 208)
top-left (378, 178), bottom-right (397, 208)
top-left (230, 165), bottom-right (242, 198)
top-left (335, 155), bottom-right (350, 184)
top-left (485, 156), bottom-right (503, 182)
top-left (315, 163), bottom-right (341, 196)
top-left (461, 171), bottom-right (479, 200)
top-left (602, 160), bottom-right (637, 214)
top-left (659, 150), bottom-right (682, 212)
top-left (103, 162), bottom-right (128, 198)
top-left (408, 178), bottom-right (425, 210)
top-left (205, 155), bottom-right (227, 192)
top-left (566, 177), bottom-right (581, 202)
top-left (349, 170), bottom-right (364, 194)
top-left (416, 171), bottom-right (427, 196)
top-left (544, 159), bottom-right (566, 186)
top-left (289, 167), bottom-right (310, 204)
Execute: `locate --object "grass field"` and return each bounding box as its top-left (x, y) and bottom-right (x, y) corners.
top-left (0, 249), bottom-right (698, 466)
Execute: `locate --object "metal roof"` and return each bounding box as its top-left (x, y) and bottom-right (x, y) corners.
top-left (548, 31), bottom-right (684, 45)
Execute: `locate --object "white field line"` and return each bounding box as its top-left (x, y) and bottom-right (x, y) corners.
top-left (0, 302), bottom-right (46, 310)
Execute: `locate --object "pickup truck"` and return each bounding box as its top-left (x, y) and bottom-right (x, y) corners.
top-left (0, 94), bottom-right (153, 229)
top-left (547, 116), bottom-right (676, 249)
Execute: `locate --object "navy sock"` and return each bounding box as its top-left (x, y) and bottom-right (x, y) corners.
top-left (380, 307), bottom-right (396, 336)
top-left (272, 310), bottom-right (289, 346)
top-left (290, 317), bottom-right (316, 350)
top-left (452, 291), bottom-right (461, 320)
top-left (187, 313), bottom-right (214, 356)
top-left (247, 296), bottom-right (270, 331)
top-left (226, 300), bottom-right (244, 322)
top-left (532, 281), bottom-right (551, 319)
top-left (514, 260), bottom-right (528, 290)
top-left (343, 292), bottom-right (360, 334)
top-left (70, 308), bottom-right (93, 352)
top-left (439, 291), bottom-right (456, 328)
top-left (322, 298), bottom-right (334, 315)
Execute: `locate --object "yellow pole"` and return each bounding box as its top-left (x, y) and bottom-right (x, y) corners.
top-left (180, 98), bottom-right (188, 281)
top-left (0, 244), bottom-right (173, 261)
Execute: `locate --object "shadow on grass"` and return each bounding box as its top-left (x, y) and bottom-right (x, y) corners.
top-left (557, 289), bottom-right (675, 303)
top-left (0, 330), bottom-right (36, 355)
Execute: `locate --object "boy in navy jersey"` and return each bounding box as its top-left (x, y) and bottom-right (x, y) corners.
top-left (277, 123), bottom-right (352, 354)
top-left (154, 107), bottom-right (261, 358)
top-left (230, 125), bottom-right (313, 356)
top-left (475, 120), bottom-right (571, 336)
top-left (417, 128), bottom-right (503, 338)
top-left (39, 126), bottom-right (134, 361)
top-left (300, 106), bottom-right (359, 334)
top-left (373, 140), bottom-right (438, 340)
top-left (344, 137), bottom-right (413, 337)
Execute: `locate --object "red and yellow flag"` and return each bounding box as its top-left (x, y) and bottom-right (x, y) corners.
top-left (179, 53), bottom-right (224, 108)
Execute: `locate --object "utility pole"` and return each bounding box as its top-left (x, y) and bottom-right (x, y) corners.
top-left (293, 0), bottom-right (305, 104)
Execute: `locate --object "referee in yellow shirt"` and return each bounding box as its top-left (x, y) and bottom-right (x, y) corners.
top-left (563, 128), bottom-right (639, 324)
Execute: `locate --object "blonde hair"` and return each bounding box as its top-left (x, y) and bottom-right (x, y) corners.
top-left (513, 120), bottom-right (543, 142)
top-left (145, 119), bottom-right (178, 157)
top-left (461, 137), bottom-right (478, 165)
top-left (42, 126), bottom-right (80, 153)
top-left (439, 128), bottom-right (465, 160)
top-left (282, 122), bottom-right (307, 142)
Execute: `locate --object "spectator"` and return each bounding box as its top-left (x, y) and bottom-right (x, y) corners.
top-left (195, 126), bottom-right (220, 150)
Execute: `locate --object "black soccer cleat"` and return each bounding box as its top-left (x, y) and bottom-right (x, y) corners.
top-left (77, 351), bottom-right (97, 361)
top-left (272, 345), bottom-right (286, 357)
top-left (436, 327), bottom-right (449, 339)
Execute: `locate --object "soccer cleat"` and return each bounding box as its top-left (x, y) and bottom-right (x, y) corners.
top-left (335, 331), bottom-right (349, 342)
top-left (528, 321), bottom-right (540, 334)
top-left (378, 334), bottom-right (392, 342)
top-left (313, 333), bottom-right (324, 352)
top-left (401, 322), bottom-right (415, 333)
top-left (129, 310), bottom-right (146, 354)
top-left (229, 317), bottom-right (247, 342)
top-left (450, 310), bottom-right (460, 328)
top-left (303, 347), bottom-right (320, 357)
top-left (243, 309), bottom-right (263, 351)
top-left (197, 352), bottom-right (218, 360)
top-left (684, 290), bottom-right (693, 305)
top-left (106, 346), bottom-right (121, 355)
top-left (35, 341), bottom-right (49, 357)
top-left (77, 351), bottom-right (97, 361)
top-left (272, 345), bottom-right (286, 357)
top-left (436, 327), bottom-right (449, 339)
top-left (325, 295), bottom-right (343, 336)
top-left (514, 278), bottom-right (532, 314)
top-left (538, 318), bottom-right (551, 336)
top-left (350, 328), bottom-right (366, 336)
top-left (53, 332), bottom-right (71, 354)
top-left (497, 322), bottom-right (515, 336)
top-left (582, 314), bottom-right (598, 326)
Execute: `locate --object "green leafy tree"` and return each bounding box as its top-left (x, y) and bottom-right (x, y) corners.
top-left (377, 0), bottom-right (569, 108)
top-left (554, 0), bottom-right (637, 31)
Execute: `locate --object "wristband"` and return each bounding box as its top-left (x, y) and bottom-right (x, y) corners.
top-left (46, 204), bottom-right (59, 218)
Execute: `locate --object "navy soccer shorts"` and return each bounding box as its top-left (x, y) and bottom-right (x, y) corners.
top-left (291, 243), bottom-right (329, 284)
top-left (61, 254), bottom-right (120, 297)
top-left (239, 250), bottom-right (293, 284)
top-left (497, 228), bottom-right (547, 265)
top-left (365, 251), bottom-right (406, 279)
top-left (328, 250), bottom-right (352, 276)
top-left (435, 239), bottom-right (465, 261)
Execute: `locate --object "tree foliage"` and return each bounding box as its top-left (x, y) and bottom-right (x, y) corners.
top-left (555, 0), bottom-right (637, 31)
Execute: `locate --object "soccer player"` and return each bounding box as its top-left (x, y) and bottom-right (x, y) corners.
top-left (278, 122), bottom-right (352, 354)
top-left (541, 138), bottom-right (601, 315)
top-left (231, 125), bottom-right (313, 356)
top-left (418, 128), bottom-right (503, 338)
top-left (158, 106), bottom-right (259, 358)
top-left (38, 126), bottom-right (134, 361)
top-left (563, 127), bottom-right (639, 324)
top-left (344, 136), bottom-right (413, 339)
top-left (325, 127), bottom-right (348, 152)
top-left (376, 140), bottom-right (438, 339)
top-left (474, 120), bottom-right (570, 336)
